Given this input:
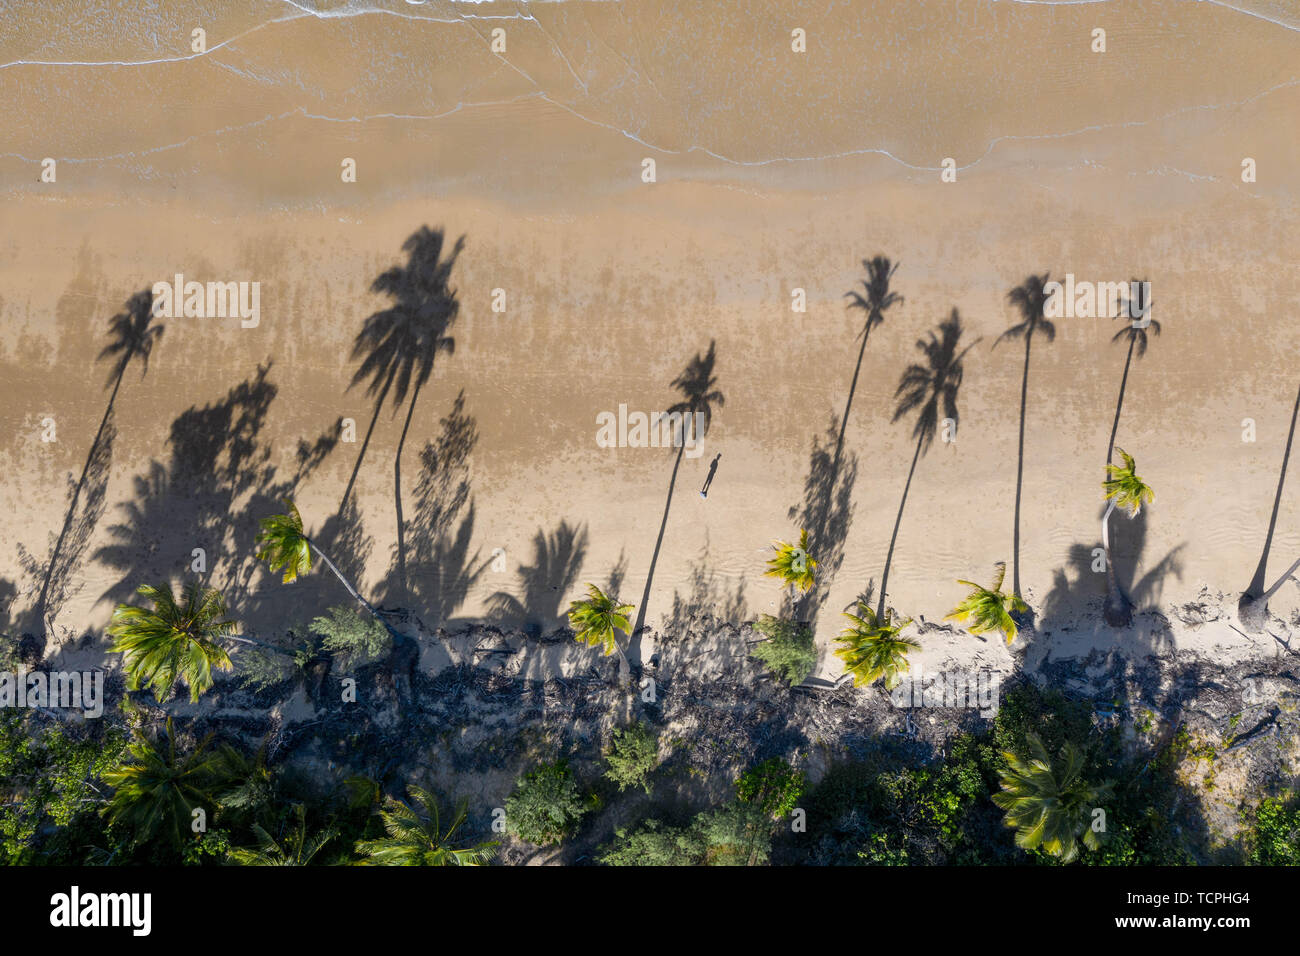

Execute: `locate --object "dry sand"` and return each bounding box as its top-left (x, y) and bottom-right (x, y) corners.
top-left (2, 0), bottom-right (1299, 689)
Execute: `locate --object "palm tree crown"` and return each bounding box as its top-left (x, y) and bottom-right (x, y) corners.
top-left (567, 583), bottom-right (633, 656)
top-left (992, 732), bottom-right (1114, 863)
top-left (1111, 278), bottom-right (1160, 355)
top-left (355, 787), bottom-right (497, 866)
top-left (834, 603), bottom-right (919, 689)
top-left (256, 499), bottom-right (314, 583)
top-left (945, 563), bottom-right (1026, 645)
top-left (103, 719), bottom-right (225, 850)
top-left (1103, 447), bottom-right (1154, 517)
top-left (107, 582), bottom-right (235, 702)
top-left (766, 529), bottom-right (817, 592)
top-left (666, 339), bottom-right (725, 439)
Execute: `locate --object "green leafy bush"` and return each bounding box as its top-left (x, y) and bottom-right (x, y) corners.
top-left (750, 615), bottom-right (816, 685)
top-left (604, 722), bottom-right (658, 793)
top-left (505, 760), bottom-right (587, 846)
top-left (313, 606), bottom-right (391, 670)
top-left (1245, 794), bottom-right (1300, 865)
top-left (736, 758), bottom-right (805, 819)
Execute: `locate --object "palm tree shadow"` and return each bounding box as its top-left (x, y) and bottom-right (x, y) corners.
top-left (630, 341), bottom-right (725, 664)
top-left (661, 536), bottom-right (749, 645)
top-left (487, 520), bottom-right (588, 639)
top-left (783, 411), bottom-right (858, 627)
top-left (1032, 503), bottom-right (1185, 660)
top-left (341, 226), bottom-right (465, 605)
top-left (17, 412), bottom-right (116, 655)
top-left (384, 389), bottom-right (488, 629)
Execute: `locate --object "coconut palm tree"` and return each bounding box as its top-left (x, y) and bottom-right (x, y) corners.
top-left (992, 732), bottom-right (1113, 864)
top-left (229, 805), bottom-right (336, 866)
top-left (1101, 447), bottom-right (1154, 627)
top-left (1105, 279), bottom-right (1158, 466)
top-left (102, 718), bottom-right (225, 852)
top-left (341, 227), bottom-right (464, 598)
top-left (568, 583), bottom-right (633, 683)
top-left (35, 289), bottom-right (163, 634)
top-left (107, 581), bottom-right (235, 702)
top-left (995, 274), bottom-right (1056, 602)
top-left (630, 341), bottom-right (725, 643)
top-left (256, 499), bottom-right (400, 640)
top-left (355, 787), bottom-right (496, 866)
top-left (945, 562), bottom-right (1026, 645)
top-left (765, 529), bottom-right (817, 593)
top-left (834, 602), bottom-right (919, 689)
top-left (1240, 381), bottom-right (1300, 630)
top-left (877, 309), bottom-right (977, 619)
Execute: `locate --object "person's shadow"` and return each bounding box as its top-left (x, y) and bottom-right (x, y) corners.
top-left (700, 453), bottom-right (721, 498)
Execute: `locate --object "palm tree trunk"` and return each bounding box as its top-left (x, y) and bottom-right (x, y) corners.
top-left (1246, 380), bottom-right (1300, 598)
top-left (1011, 333), bottom-right (1032, 598)
top-left (394, 377), bottom-right (424, 600)
top-left (1106, 336), bottom-right (1136, 466)
top-left (340, 372), bottom-right (395, 514)
top-left (36, 356), bottom-right (130, 631)
top-left (1101, 499), bottom-right (1118, 593)
top-left (307, 540), bottom-right (403, 641)
top-left (631, 444), bottom-right (685, 660)
top-left (877, 430), bottom-right (924, 619)
top-left (1261, 554), bottom-right (1300, 602)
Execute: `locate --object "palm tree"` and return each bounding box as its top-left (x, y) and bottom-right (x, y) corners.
top-left (995, 274), bottom-right (1056, 603)
top-left (229, 805), bottom-right (337, 866)
top-left (877, 309), bottom-right (977, 619)
top-left (256, 499), bottom-right (400, 640)
top-left (765, 529), bottom-right (817, 593)
top-left (107, 582), bottom-right (235, 702)
top-left (945, 562), bottom-right (1026, 645)
top-left (834, 602), bottom-right (919, 689)
top-left (341, 227), bottom-right (464, 598)
top-left (102, 718), bottom-right (225, 851)
top-left (1240, 381), bottom-right (1300, 630)
top-left (355, 787), bottom-right (497, 866)
top-left (992, 732), bottom-right (1113, 863)
top-left (568, 583), bottom-right (633, 683)
top-left (1101, 447), bottom-right (1154, 627)
top-left (36, 289), bottom-right (163, 634)
top-left (630, 342), bottom-right (725, 644)
top-left (1105, 279), bottom-right (1158, 466)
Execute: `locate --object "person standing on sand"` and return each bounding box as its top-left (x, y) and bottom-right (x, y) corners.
top-left (700, 452), bottom-right (721, 498)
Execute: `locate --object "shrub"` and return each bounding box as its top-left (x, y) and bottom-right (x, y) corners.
top-left (736, 757), bottom-right (805, 819)
top-left (750, 615), bottom-right (816, 685)
top-left (504, 760), bottom-right (586, 846)
top-left (313, 606), bottom-right (391, 670)
top-left (604, 722), bottom-right (658, 793)
top-left (1245, 794), bottom-right (1300, 865)
top-left (600, 818), bottom-right (707, 866)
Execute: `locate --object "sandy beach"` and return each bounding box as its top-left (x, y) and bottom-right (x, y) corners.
top-left (2, 0), bottom-right (1299, 683)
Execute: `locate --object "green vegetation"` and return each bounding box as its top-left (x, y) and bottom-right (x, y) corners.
top-left (736, 758), bottom-right (805, 819)
top-left (604, 722), bottom-right (659, 794)
top-left (1244, 794), bottom-right (1300, 865)
top-left (355, 786), bottom-right (497, 866)
top-left (945, 562), bottom-right (1026, 645)
top-left (107, 581), bottom-right (235, 702)
top-left (765, 529), bottom-right (817, 593)
top-left (750, 615), bottom-right (816, 685)
top-left (504, 760), bottom-right (587, 846)
top-left (834, 603), bottom-right (918, 689)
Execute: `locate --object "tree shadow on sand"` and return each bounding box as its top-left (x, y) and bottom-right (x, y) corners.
top-left (381, 389), bottom-right (488, 630)
top-left (487, 520), bottom-right (588, 639)
top-left (783, 412), bottom-right (858, 628)
top-left (660, 537), bottom-right (749, 646)
top-left (93, 364), bottom-right (345, 637)
top-left (1028, 503), bottom-right (1185, 667)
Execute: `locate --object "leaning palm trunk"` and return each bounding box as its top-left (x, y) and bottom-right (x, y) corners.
top-left (1106, 336), bottom-right (1136, 466)
top-left (1240, 381), bottom-right (1300, 630)
top-left (1100, 499), bottom-right (1131, 627)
